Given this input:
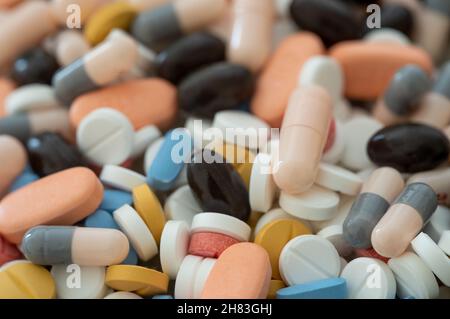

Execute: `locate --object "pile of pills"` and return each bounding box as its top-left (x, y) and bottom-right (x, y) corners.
top-left (0, 0), bottom-right (449, 300)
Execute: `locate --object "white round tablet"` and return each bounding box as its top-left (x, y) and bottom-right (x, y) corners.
top-left (6, 84), bottom-right (60, 115)
top-left (423, 205), bottom-right (450, 243)
top-left (315, 163), bottom-right (363, 195)
top-left (317, 225), bottom-right (353, 257)
top-left (364, 28), bottom-right (411, 46)
top-left (411, 232), bottom-right (450, 286)
top-left (51, 265), bottom-right (108, 299)
top-left (388, 252), bottom-right (439, 299)
top-left (100, 165), bottom-right (146, 192)
top-left (164, 185), bottom-right (202, 225)
top-left (113, 204), bottom-right (158, 261)
top-left (185, 117), bottom-right (213, 150)
top-left (439, 231), bottom-right (450, 256)
top-left (279, 235), bottom-right (341, 286)
top-left (340, 257), bottom-right (348, 274)
top-left (299, 56), bottom-right (344, 104)
top-left (334, 99), bottom-right (352, 123)
top-left (323, 120), bottom-right (345, 164)
top-left (212, 110), bottom-right (270, 150)
top-left (249, 153), bottom-right (277, 213)
top-left (160, 220), bottom-right (190, 280)
top-left (191, 213), bottom-right (251, 242)
top-left (309, 195), bottom-right (355, 233)
top-left (279, 185), bottom-right (340, 221)
top-left (175, 255), bottom-right (216, 299)
top-left (131, 125), bottom-right (161, 158)
top-left (104, 292), bottom-right (143, 299)
top-left (341, 257), bottom-right (396, 299)
top-left (77, 108), bottom-right (134, 166)
top-left (341, 117), bottom-right (383, 171)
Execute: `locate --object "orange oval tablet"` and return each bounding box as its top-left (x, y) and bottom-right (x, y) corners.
top-left (0, 135), bottom-right (27, 196)
top-left (201, 242), bottom-right (271, 299)
top-left (251, 32), bottom-right (325, 128)
top-left (329, 41), bottom-right (433, 101)
top-left (0, 167), bottom-right (103, 243)
top-left (0, 78), bottom-right (15, 118)
top-left (70, 79), bottom-right (177, 130)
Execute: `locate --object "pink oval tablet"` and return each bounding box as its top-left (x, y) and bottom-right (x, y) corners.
top-left (0, 235), bottom-right (22, 266)
top-left (201, 243), bottom-right (271, 299)
top-left (0, 135), bottom-right (27, 195)
top-left (0, 167), bottom-right (103, 243)
top-left (70, 79), bottom-right (177, 130)
top-left (188, 232), bottom-right (240, 258)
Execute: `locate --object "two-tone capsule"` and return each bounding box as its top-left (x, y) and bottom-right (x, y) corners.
top-left (373, 65), bottom-right (431, 126)
top-left (371, 183), bottom-right (438, 258)
top-left (53, 29), bottom-right (154, 105)
top-left (21, 226), bottom-right (130, 266)
top-left (343, 167), bottom-right (405, 249)
top-left (132, 0), bottom-right (227, 51)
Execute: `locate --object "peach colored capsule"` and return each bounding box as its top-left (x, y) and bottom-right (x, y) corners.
top-left (371, 183), bottom-right (438, 258)
top-left (70, 79), bottom-right (177, 130)
top-left (0, 167), bottom-right (104, 244)
top-left (0, 1), bottom-right (58, 67)
top-left (329, 41), bottom-right (433, 101)
top-left (273, 85), bottom-right (332, 195)
top-left (251, 32), bottom-right (325, 128)
top-left (228, 0), bottom-right (274, 72)
top-left (0, 135), bottom-right (26, 196)
top-left (0, 78), bottom-right (15, 118)
top-left (201, 243), bottom-right (271, 299)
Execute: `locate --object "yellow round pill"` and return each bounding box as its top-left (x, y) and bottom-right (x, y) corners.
top-left (0, 261), bottom-right (55, 299)
top-left (206, 140), bottom-right (255, 170)
top-left (84, 2), bottom-right (137, 45)
top-left (132, 184), bottom-right (166, 244)
top-left (267, 280), bottom-right (286, 299)
top-left (255, 219), bottom-right (312, 280)
top-left (105, 265), bottom-right (169, 295)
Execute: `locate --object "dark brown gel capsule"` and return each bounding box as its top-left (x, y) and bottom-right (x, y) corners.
top-left (27, 132), bottom-right (85, 177)
top-left (368, 123), bottom-right (450, 173)
top-left (154, 32), bottom-right (226, 84)
top-left (187, 149), bottom-right (251, 221)
top-left (178, 62), bottom-right (254, 118)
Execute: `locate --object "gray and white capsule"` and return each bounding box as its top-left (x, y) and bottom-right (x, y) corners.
top-left (372, 183), bottom-right (438, 258)
top-left (52, 30), bottom-right (153, 105)
top-left (21, 226), bottom-right (129, 266)
top-left (343, 167), bottom-right (404, 249)
top-left (412, 62), bottom-right (450, 128)
top-left (131, 0), bottom-right (226, 51)
top-left (373, 65), bottom-right (431, 125)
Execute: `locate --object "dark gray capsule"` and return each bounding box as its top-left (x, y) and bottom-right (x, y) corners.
top-left (394, 182), bottom-right (438, 222)
top-left (155, 32), bottom-right (226, 84)
top-left (0, 113), bottom-right (31, 143)
top-left (434, 62), bottom-right (450, 99)
top-left (22, 226), bottom-right (75, 265)
top-left (132, 4), bottom-right (183, 52)
top-left (52, 58), bottom-right (99, 106)
top-left (384, 65), bottom-right (431, 116)
top-left (368, 123), bottom-right (450, 173)
top-left (178, 62), bottom-right (254, 118)
top-left (343, 193), bottom-right (390, 249)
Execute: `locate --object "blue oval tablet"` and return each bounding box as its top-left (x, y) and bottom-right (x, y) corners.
top-left (100, 189), bottom-right (133, 212)
top-left (277, 278), bottom-right (347, 299)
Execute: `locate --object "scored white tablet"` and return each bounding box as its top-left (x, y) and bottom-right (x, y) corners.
top-left (164, 185), bottom-right (202, 225)
top-left (279, 185), bottom-right (340, 221)
top-left (411, 232), bottom-right (450, 286)
top-left (100, 165), bottom-right (146, 192)
top-left (249, 153), bottom-right (277, 213)
top-left (191, 213), bottom-right (251, 242)
top-left (175, 255), bottom-right (216, 299)
top-left (160, 220), bottom-right (190, 280)
top-left (77, 108), bottom-right (134, 166)
top-left (279, 235), bottom-right (341, 286)
top-left (113, 204), bottom-right (158, 261)
top-left (315, 163), bottom-right (363, 195)
top-left (341, 257), bottom-right (396, 299)
top-left (388, 252), bottom-right (439, 299)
